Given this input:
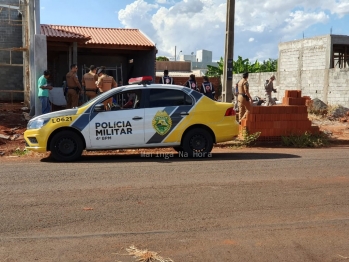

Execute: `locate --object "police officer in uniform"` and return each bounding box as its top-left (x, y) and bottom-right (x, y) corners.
top-left (233, 81), bottom-right (239, 112)
top-left (264, 75), bottom-right (277, 106)
top-left (96, 68), bottom-right (117, 110)
top-left (159, 69), bottom-right (174, 84)
top-left (184, 74), bottom-right (199, 92)
top-left (65, 64), bottom-right (82, 109)
top-left (200, 76), bottom-right (215, 100)
top-left (237, 72), bottom-right (253, 123)
top-left (82, 65), bottom-right (98, 101)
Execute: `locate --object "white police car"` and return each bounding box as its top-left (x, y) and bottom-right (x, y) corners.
top-left (24, 76), bottom-right (239, 161)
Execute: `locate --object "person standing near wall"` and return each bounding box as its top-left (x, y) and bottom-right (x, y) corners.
top-left (237, 72), bottom-right (253, 124)
top-left (184, 74), bottom-right (200, 92)
top-left (159, 69), bottom-right (174, 84)
top-left (37, 70), bottom-right (53, 115)
top-left (264, 75), bottom-right (277, 106)
top-left (65, 64), bottom-right (82, 108)
top-left (233, 81), bottom-right (239, 112)
top-left (82, 65), bottom-right (98, 101)
top-left (200, 76), bottom-right (215, 100)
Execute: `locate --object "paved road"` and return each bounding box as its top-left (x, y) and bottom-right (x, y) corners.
top-left (1, 147), bottom-right (349, 262)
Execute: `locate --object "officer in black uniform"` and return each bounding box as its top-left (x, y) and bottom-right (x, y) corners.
top-left (159, 70), bottom-right (174, 84)
top-left (184, 74), bottom-right (200, 92)
top-left (200, 76), bottom-right (215, 100)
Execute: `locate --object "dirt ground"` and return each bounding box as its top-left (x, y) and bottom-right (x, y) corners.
top-left (1, 103), bottom-right (349, 158)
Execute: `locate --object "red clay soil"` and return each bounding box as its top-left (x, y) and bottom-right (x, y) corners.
top-left (0, 103), bottom-right (28, 156)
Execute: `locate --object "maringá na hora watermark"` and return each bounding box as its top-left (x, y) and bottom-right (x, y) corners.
top-left (140, 151), bottom-right (212, 160)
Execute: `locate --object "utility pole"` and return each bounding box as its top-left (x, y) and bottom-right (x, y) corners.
top-left (222, 0), bottom-right (235, 102)
top-left (174, 46), bottom-right (177, 61)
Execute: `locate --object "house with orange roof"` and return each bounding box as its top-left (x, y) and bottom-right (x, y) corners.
top-left (41, 24), bottom-right (157, 87)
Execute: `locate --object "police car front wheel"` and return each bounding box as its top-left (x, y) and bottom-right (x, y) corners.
top-left (50, 130), bottom-right (84, 162)
top-left (182, 128), bottom-right (213, 157)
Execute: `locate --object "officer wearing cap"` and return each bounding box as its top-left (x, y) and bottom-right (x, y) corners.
top-left (65, 64), bottom-right (82, 108)
top-left (264, 75), bottom-right (277, 106)
top-left (82, 65), bottom-right (98, 101)
top-left (159, 69), bottom-right (174, 84)
top-left (96, 67), bottom-right (117, 110)
top-left (237, 72), bottom-right (253, 123)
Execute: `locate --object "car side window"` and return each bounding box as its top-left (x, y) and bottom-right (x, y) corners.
top-left (149, 89), bottom-right (193, 108)
top-left (102, 90), bottom-right (142, 111)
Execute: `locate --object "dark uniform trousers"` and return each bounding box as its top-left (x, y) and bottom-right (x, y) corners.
top-left (66, 89), bottom-right (79, 108)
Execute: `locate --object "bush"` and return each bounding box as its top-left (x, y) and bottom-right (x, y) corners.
top-left (281, 132), bottom-right (329, 148)
top-left (238, 128), bottom-right (261, 147)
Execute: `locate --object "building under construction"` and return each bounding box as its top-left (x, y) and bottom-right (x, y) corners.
top-left (0, 0), bottom-right (156, 115)
top-left (0, 0), bottom-right (28, 103)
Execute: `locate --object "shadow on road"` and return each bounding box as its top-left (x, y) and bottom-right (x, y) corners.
top-left (41, 152), bottom-right (301, 163)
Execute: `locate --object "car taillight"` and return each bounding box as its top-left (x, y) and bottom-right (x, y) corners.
top-left (225, 107), bottom-right (236, 116)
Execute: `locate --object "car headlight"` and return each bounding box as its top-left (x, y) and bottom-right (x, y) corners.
top-left (27, 118), bottom-right (50, 130)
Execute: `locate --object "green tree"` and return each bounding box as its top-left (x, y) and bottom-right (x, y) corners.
top-left (260, 58), bottom-right (278, 72)
top-left (233, 56), bottom-right (250, 73)
top-left (206, 57), bottom-right (224, 77)
top-left (248, 60), bottom-right (261, 73)
top-left (207, 57), bottom-right (277, 77)
top-left (156, 56), bottom-right (169, 61)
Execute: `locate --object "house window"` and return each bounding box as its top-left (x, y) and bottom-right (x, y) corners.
top-left (332, 44), bottom-right (349, 68)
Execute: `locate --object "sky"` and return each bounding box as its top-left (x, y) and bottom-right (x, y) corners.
top-left (40, 0), bottom-right (349, 62)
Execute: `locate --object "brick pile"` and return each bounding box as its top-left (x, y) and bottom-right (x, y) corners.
top-left (239, 90), bottom-right (319, 141)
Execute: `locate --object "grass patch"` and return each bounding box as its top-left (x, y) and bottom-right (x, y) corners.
top-left (231, 128), bottom-right (261, 148)
top-left (281, 132), bottom-right (329, 148)
top-left (12, 147), bottom-right (29, 156)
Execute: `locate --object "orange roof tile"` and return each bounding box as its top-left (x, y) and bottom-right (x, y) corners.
top-left (41, 24), bottom-right (155, 47)
top-left (41, 24), bottom-right (90, 41)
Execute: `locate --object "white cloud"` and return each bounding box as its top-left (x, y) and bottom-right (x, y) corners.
top-left (118, 0), bottom-right (347, 61)
top-left (332, 0), bottom-right (349, 18)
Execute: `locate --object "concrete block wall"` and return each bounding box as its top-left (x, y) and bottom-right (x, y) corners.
top-left (300, 69), bottom-right (325, 98)
top-left (0, 0), bottom-right (24, 101)
top-left (276, 35), bottom-right (349, 107)
top-left (328, 68), bottom-right (349, 105)
top-left (302, 46), bottom-right (327, 70)
top-left (279, 35), bottom-right (328, 71)
top-left (232, 72), bottom-right (278, 99)
top-left (279, 50), bottom-right (299, 71)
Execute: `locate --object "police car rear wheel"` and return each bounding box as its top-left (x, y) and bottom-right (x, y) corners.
top-left (50, 130), bottom-right (84, 162)
top-left (182, 128), bottom-right (213, 157)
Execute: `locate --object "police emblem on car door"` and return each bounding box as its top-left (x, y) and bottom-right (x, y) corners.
top-left (145, 88), bottom-right (193, 144)
top-left (88, 91), bottom-right (145, 149)
top-left (152, 111), bottom-right (173, 136)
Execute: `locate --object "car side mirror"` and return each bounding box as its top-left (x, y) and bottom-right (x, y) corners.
top-left (94, 103), bottom-right (105, 112)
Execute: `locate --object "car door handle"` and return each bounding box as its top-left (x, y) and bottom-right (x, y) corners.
top-left (132, 116), bottom-right (143, 120)
top-left (180, 112), bottom-right (189, 115)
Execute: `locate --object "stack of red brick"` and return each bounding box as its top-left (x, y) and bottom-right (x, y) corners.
top-left (239, 90), bottom-right (319, 140)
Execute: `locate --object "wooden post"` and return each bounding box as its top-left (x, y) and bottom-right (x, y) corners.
top-left (222, 0), bottom-right (235, 102)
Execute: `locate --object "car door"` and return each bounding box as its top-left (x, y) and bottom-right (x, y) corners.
top-left (88, 90), bottom-right (145, 149)
top-left (144, 88), bottom-right (194, 145)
